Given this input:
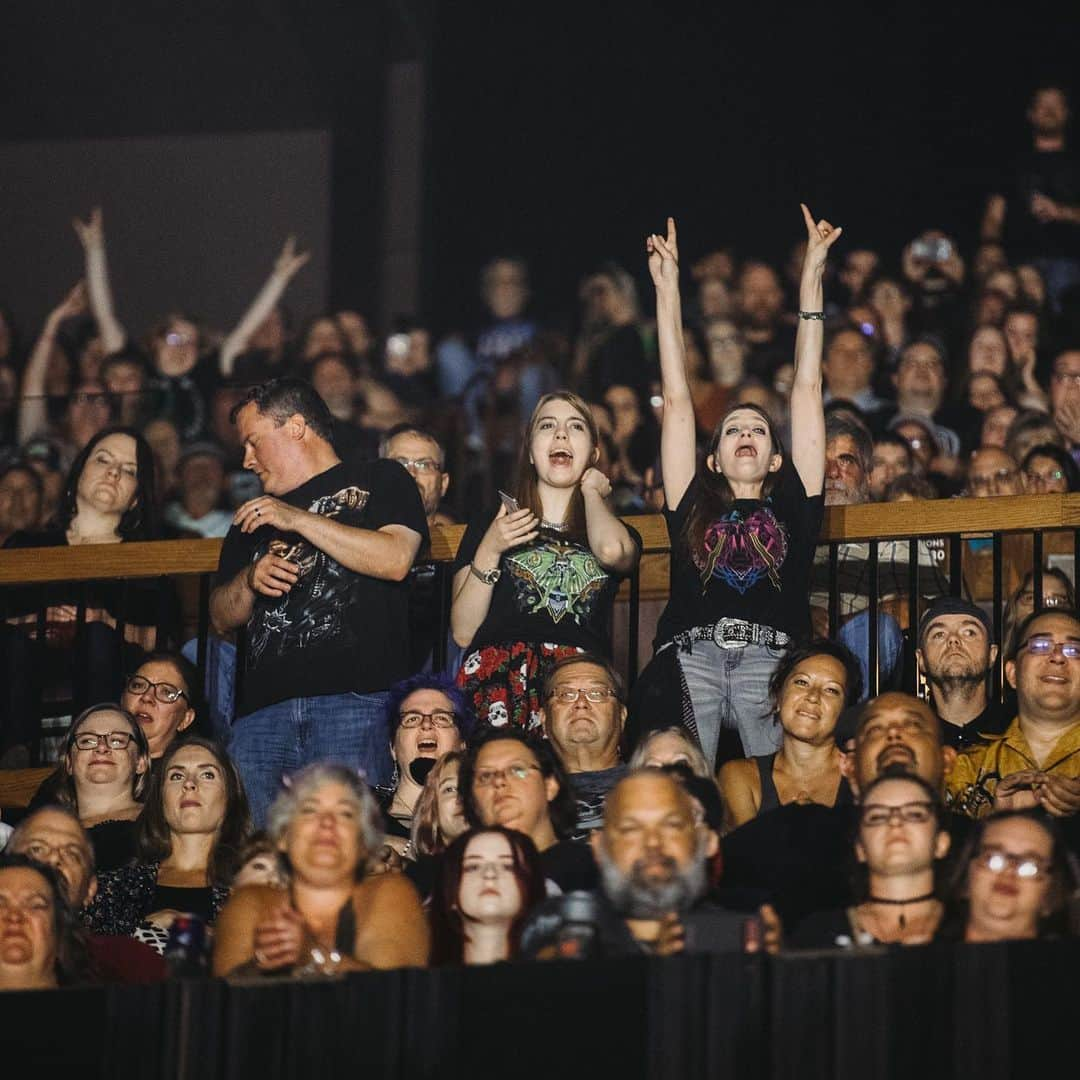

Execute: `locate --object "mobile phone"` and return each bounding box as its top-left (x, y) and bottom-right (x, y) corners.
top-left (912, 237), bottom-right (952, 263)
top-left (498, 490), bottom-right (519, 513)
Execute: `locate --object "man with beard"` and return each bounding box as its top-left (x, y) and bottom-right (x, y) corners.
top-left (915, 597), bottom-right (1012, 749)
top-left (948, 608), bottom-right (1080, 821)
top-left (587, 770), bottom-right (778, 955)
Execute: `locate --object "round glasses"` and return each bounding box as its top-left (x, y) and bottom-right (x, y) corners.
top-left (399, 710), bottom-right (457, 728)
top-left (126, 675), bottom-right (188, 704)
top-left (974, 847), bottom-right (1049, 880)
top-left (73, 731), bottom-right (135, 751)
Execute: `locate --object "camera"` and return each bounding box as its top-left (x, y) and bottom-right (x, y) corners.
top-left (911, 237), bottom-right (952, 263)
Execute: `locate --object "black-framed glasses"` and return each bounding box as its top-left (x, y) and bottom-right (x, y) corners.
top-left (860, 801), bottom-right (935, 828)
top-left (548, 686), bottom-right (619, 704)
top-left (1020, 638), bottom-right (1080, 660)
top-left (474, 764), bottom-right (541, 788)
top-left (399, 710), bottom-right (457, 729)
top-left (973, 846), bottom-right (1050, 880)
top-left (73, 731), bottom-right (135, 751)
top-left (126, 674), bottom-right (188, 704)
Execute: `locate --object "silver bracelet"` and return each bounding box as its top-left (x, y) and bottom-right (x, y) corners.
top-left (798, 310), bottom-right (825, 320)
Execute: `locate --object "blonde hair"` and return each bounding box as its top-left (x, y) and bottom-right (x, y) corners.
top-left (409, 751), bottom-right (465, 859)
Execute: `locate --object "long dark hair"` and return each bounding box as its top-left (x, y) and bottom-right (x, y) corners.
top-left (136, 735), bottom-right (252, 887)
top-left (765, 638), bottom-right (863, 722)
top-left (429, 825), bottom-right (547, 966)
top-left (513, 390), bottom-right (601, 540)
top-left (55, 425), bottom-right (158, 539)
top-left (684, 401), bottom-right (786, 566)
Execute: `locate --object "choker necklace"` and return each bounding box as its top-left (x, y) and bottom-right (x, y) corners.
top-left (541, 519), bottom-right (568, 532)
top-left (867, 892), bottom-right (937, 931)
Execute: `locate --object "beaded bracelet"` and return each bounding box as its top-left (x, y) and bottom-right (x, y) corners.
top-left (798, 310), bottom-right (825, 320)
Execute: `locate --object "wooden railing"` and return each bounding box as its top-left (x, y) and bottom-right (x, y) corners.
top-left (0, 494), bottom-right (1076, 767)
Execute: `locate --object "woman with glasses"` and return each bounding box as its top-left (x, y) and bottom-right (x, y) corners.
top-left (1021, 443), bottom-right (1080, 494)
top-left (789, 774), bottom-right (951, 948)
top-left (633, 207), bottom-right (834, 773)
top-left (212, 762), bottom-right (429, 977)
top-left (40, 703), bottom-right (151, 873)
top-left (375, 674), bottom-right (475, 859)
top-left (1001, 567), bottom-right (1076, 660)
top-left (942, 810), bottom-right (1079, 942)
top-left (120, 650), bottom-right (203, 767)
top-left (451, 389), bottom-right (640, 732)
top-left (83, 735), bottom-right (251, 952)
top-left (429, 826), bottom-right (546, 965)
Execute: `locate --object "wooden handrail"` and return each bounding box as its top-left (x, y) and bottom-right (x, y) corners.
top-left (0, 494), bottom-right (1076, 585)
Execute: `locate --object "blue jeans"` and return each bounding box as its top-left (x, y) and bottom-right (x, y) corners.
top-left (181, 636), bottom-right (236, 744)
top-left (228, 691), bottom-right (393, 828)
top-left (837, 611), bottom-right (903, 700)
top-left (676, 638), bottom-right (785, 768)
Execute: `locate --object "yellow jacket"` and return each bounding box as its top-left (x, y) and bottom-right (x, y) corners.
top-left (947, 715), bottom-right (1080, 818)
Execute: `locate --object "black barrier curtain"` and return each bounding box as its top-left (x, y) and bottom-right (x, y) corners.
top-left (6, 943), bottom-right (1079, 1080)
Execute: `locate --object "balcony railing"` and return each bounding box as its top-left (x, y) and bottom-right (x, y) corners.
top-left (1, 494), bottom-right (1077, 765)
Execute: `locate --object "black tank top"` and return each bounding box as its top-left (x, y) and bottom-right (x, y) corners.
top-left (753, 753), bottom-right (854, 814)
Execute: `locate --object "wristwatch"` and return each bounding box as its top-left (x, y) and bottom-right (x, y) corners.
top-left (469, 562), bottom-right (501, 585)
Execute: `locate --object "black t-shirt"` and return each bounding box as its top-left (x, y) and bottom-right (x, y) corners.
top-left (656, 465), bottom-right (824, 646)
top-left (452, 521), bottom-right (642, 656)
top-left (3, 529), bottom-right (165, 628)
top-left (567, 765), bottom-right (627, 842)
top-left (540, 839), bottom-right (599, 894)
top-left (216, 458), bottom-right (428, 714)
top-left (934, 695), bottom-right (1014, 752)
top-left (998, 147), bottom-right (1080, 260)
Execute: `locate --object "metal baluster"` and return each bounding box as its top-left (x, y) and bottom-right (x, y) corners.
top-left (868, 541), bottom-right (879, 697)
top-left (828, 544), bottom-right (840, 638)
top-left (196, 574), bottom-right (210, 675)
top-left (906, 538), bottom-right (918, 695)
top-left (434, 562), bottom-right (449, 674)
top-left (627, 563), bottom-right (640, 691)
top-left (992, 533), bottom-right (1003, 701)
top-left (1032, 532), bottom-right (1044, 611)
top-left (949, 535), bottom-right (963, 597)
top-left (74, 582), bottom-right (89, 715)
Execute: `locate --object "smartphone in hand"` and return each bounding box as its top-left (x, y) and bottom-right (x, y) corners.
top-left (498, 490), bottom-right (520, 513)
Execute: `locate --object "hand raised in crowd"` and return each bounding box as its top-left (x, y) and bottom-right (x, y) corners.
top-left (477, 504), bottom-right (539, 561)
top-left (1031, 192), bottom-right (1066, 225)
top-left (646, 217), bottom-right (680, 293)
top-left (1053, 385), bottom-right (1080, 444)
top-left (71, 206), bottom-right (105, 250)
top-left (580, 467), bottom-right (612, 499)
top-left (47, 281), bottom-right (88, 328)
top-left (247, 553), bottom-right (301, 598)
top-left (800, 202), bottom-right (843, 275)
top-left (234, 495), bottom-right (302, 534)
top-left (251, 900), bottom-right (308, 972)
top-left (273, 235), bottom-right (311, 280)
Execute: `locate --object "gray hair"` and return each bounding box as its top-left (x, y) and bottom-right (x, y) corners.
top-left (266, 763), bottom-right (384, 872)
top-left (627, 726), bottom-right (710, 779)
top-left (825, 409), bottom-right (874, 477)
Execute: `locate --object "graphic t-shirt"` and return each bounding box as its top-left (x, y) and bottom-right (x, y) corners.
top-left (452, 520), bottom-right (642, 656)
top-left (656, 465), bottom-right (823, 646)
top-left (216, 459), bottom-right (428, 714)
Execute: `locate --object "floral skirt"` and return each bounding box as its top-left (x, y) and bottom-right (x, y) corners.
top-left (457, 640), bottom-right (585, 731)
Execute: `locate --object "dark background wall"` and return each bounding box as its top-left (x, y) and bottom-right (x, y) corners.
top-left (0, 0), bottom-right (1078, 342)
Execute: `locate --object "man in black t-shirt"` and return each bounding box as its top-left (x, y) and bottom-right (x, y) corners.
top-left (210, 378), bottom-right (427, 826)
top-left (915, 598), bottom-right (1012, 751)
top-left (982, 84), bottom-right (1080, 312)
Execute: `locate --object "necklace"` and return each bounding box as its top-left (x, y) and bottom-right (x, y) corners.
top-left (866, 892), bottom-right (937, 932)
top-left (541, 519), bottom-right (568, 532)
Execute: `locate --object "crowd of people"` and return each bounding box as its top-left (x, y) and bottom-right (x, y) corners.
top-left (2, 83), bottom-right (1080, 993)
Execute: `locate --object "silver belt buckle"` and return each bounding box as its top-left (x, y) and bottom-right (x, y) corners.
top-left (712, 618), bottom-right (749, 649)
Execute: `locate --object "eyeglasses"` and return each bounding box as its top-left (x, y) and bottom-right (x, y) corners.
top-left (391, 456), bottom-right (441, 474)
top-left (18, 839), bottom-right (90, 868)
top-left (126, 675), bottom-right (188, 704)
top-left (1025, 468), bottom-right (1065, 486)
top-left (548, 686), bottom-right (619, 704)
top-left (164, 332), bottom-right (195, 346)
top-left (1017, 591), bottom-right (1066, 608)
top-left (474, 764), bottom-right (542, 787)
top-left (1019, 637), bottom-right (1080, 659)
top-left (973, 847), bottom-right (1050, 880)
top-left (1052, 370), bottom-right (1080, 386)
top-left (462, 858), bottom-right (516, 876)
top-left (399, 710), bottom-right (458, 728)
top-left (860, 801), bottom-right (935, 828)
top-left (967, 468), bottom-right (1018, 493)
top-left (73, 731), bottom-right (135, 751)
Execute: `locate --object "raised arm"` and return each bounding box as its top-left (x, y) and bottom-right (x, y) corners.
top-left (646, 218), bottom-right (696, 509)
top-left (17, 282), bottom-right (88, 445)
top-left (72, 208), bottom-right (126, 354)
top-left (220, 236), bottom-right (311, 377)
top-left (789, 204), bottom-right (842, 497)
top-left (580, 467), bottom-right (639, 573)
